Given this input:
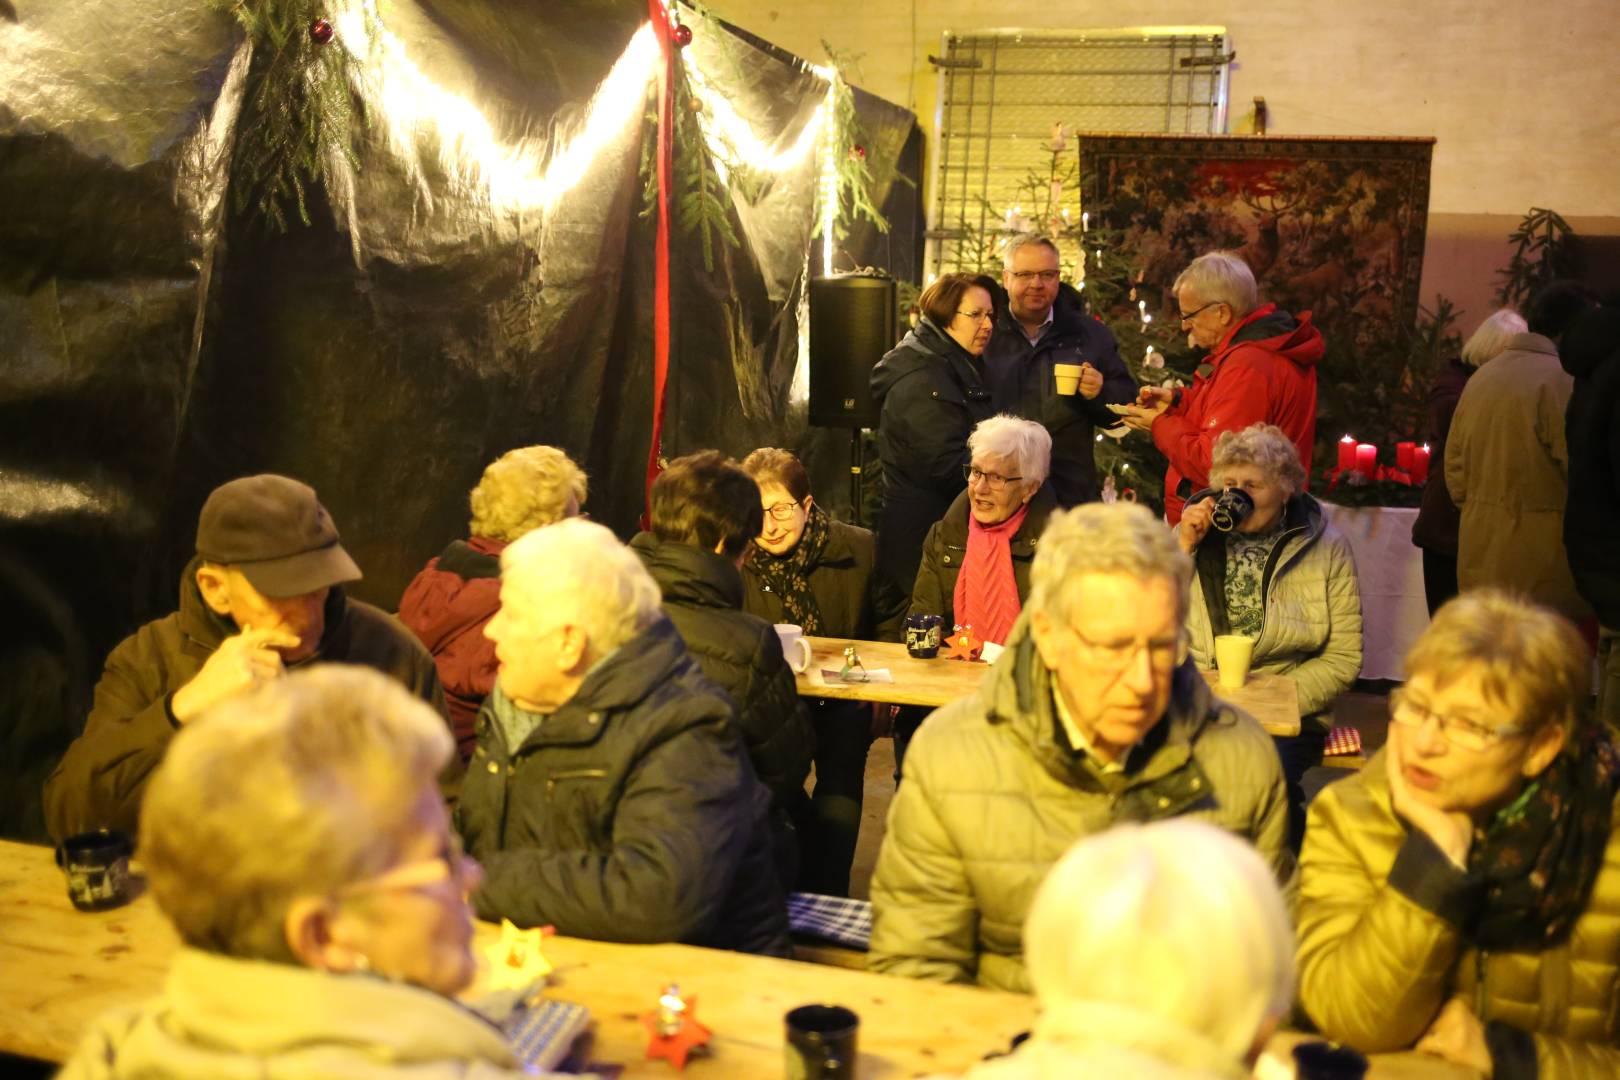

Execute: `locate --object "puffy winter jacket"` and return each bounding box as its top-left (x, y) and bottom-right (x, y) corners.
top-left (397, 535), bottom-right (507, 757)
top-left (907, 484), bottom-right (1058, 633)
top-left (981, 282), bottom-right (1138, 507)
top-left (1298, 750), bottom-right (1620, 1078)
top-left (1186, 493), bottom-right (1362, 732)
top-left (457, 616), bottom-right (790, 955)
top-left (44, 558), bottom-right (446, 841)
top-left (1153, 304), bottom-right (1324, 523)
top-left (868, 613), bottom-right (1290, 992)
top-left (870, 317), bottom-right (996, 602)
top-left (629, 533), bottom-right (814, 806)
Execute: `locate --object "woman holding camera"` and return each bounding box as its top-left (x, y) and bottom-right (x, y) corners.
top-left (1178, 423), bottom-right (1362, 849)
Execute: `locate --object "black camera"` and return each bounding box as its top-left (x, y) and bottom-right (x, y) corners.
top-left (1187, 487), bottom-right (1255, 533)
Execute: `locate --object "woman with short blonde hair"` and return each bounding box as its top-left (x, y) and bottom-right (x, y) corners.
top-left (1179, 422), bottom-right (1362, 850)
top-left (1298, 590), bottom-right (1620, 1077)
top-left (399, 445), bottom-right (587, 757)
top-left (57, 666), bottom-right (549, 1080)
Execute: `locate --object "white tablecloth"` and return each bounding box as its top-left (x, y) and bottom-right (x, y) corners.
top-left (1320, 502), bottom-right (1429, 681)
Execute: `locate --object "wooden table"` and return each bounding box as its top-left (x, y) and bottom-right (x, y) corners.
top-left (0, 840), bottom-right (1470, 1077)
top-left (796, 637), bottom-right (1300, 737)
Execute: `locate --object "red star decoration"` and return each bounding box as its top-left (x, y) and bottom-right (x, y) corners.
top-left (945, 627), bottom-right (982, 662)
top-left (643, 998), bottom-right (712, 1069)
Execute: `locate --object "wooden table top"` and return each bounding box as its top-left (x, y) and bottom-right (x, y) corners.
top-left (0, 840), bottom-right (1469, 1077)
top-left (796, 637), bottom-right (1300, 737)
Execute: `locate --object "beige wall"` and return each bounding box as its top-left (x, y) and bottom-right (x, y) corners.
top-left (708, 0), bottom-right (1620, 327)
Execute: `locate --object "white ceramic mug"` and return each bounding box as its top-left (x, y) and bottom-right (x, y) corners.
top-left (774, 623), bottom-right (813, 674)
top-left (1213, 634), bottom-right (1256, 691)
top-left (1053, 362), bottom-right (1083, 396)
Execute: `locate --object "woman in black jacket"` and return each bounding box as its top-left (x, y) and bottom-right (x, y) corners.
top-left (869, 272), bottom-right (999, 609)
top-left (740, 448), bottom-right (905, 895)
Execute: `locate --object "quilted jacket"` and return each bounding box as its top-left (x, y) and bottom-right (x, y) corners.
top-left (1186, 493), bottom-right (1363, 732)
top-left (1297, 750), bottom-right (1620, 1078)
top-left (868, 613), bottom-right (1290, 992)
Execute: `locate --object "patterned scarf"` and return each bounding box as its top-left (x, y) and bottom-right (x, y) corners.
top-left (1470, 726), bottom-right (1620, 950)
top-left (744, 503), bottom-right (830, 634)
top-left (953, 502), bottom-right (1031, 646)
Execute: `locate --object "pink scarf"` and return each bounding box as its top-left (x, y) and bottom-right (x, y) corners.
top-left (953, 502), bottom-right (1031, 646)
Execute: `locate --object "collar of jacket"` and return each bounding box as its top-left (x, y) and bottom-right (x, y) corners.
top-left (175, 554), bottom-right (351, 659)
top-left (435, 535), bottom-right (507, 579)
top-left (989, 281), bottom-right (1094, 347)
top-left (154, 947), bottom-right (517, 1068)
top-left (480, 616), bottom-right (694, 756)
top-left (1192, 494), bottom-right (1322, 638)
top-left (983, 613), bottom-right (1218, 810)
top-left (629, 531), bottom-right (745, 611)
top-left (1503, 330), bottom-right (1560, 361)
top-left (1032, 999), bottom-right (1253, 1080)
top-left (938, 483), bottom-right (1059, 553)
top-left (816, 518), bottom-right (863, 568)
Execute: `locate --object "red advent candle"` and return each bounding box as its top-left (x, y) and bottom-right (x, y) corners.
top-left (1355, 443), bottom-right (1377, 478)
top-left (1411, 444), bottom-right (1431, 485)
top-left (1396, 441), bottom-right (1415, 472)
top-left (1337, 434), bottom-right (1356, 472)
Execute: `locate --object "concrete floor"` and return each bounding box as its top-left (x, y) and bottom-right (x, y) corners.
top-left (843, 689), bottom-right (1393, 901)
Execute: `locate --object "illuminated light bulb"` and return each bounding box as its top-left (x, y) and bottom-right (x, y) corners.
top-left (1081, 211), bottom-right (1089, 230)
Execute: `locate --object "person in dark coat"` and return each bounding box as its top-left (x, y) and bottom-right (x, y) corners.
top-left (459, 518), bottom-right (790, 955)
top-left (870, 272), bottom-right (999, 610)
top-left (1411, 309), bottom-right (1525, 615)
top-left (398, 444), bottom-right (587, 758)
top-left (1561, 297), bottom-right (1620, 729)
top-left (983, 234), bottom-right (1137, 507)
top-left (630, 451), bottom-right (815, 885)
top-left (739, 447), bottom-right (906, 895)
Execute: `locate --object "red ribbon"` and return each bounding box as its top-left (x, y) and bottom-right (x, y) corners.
top-left (644, 0), bottom-right (676, 525)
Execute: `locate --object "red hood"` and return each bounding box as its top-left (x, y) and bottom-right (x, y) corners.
top-left (1213, 303), bottom-right (1325, 369)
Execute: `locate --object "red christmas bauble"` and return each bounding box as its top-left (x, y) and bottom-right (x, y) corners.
top-left (671, 23), bottom-right (693, 47)
top-left (310, 18), bottom-right (334, 44)
top-left (849, 145), bottom-right (867, 160)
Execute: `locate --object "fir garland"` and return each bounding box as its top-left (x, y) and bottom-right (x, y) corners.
top-left (208, 0), bottom-right (370, 229)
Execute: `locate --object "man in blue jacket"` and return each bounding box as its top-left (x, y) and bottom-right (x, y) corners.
top-left (983, 234), bottom-right (1137, 507)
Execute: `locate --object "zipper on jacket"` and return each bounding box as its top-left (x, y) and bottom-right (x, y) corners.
top-left (545, 767), bottom-right (609, 799)
top-left (1252, 521), bottom-right (1310, 648)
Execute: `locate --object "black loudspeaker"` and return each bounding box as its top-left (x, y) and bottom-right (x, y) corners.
top-left (809, 274), bottom-right (897, 429)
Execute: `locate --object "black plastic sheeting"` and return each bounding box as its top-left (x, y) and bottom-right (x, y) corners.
top-left (0, 0), bottom-right (921, 838)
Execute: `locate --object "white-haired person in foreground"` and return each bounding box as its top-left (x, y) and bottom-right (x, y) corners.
top-left (1119, 250), bottom-right (1324, 524)
top-left (456, 518), bottom-right (790, 955)
top-left (869, 502), bottom-right (1289, 992)
top-left (939, 820), bottom-right (1293, 1079)
top-left (57, 665), bottom-right (559, 1080)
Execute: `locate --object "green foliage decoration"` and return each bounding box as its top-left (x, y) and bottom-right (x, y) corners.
top-left (206, 0), bottom-right (372, 230)
top-left (1496, 207), bottom-right (1577, 309)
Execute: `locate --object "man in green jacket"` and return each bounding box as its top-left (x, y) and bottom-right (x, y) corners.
top-left (43, 475), bottom-right (445, 840)
top-left (869, 501), bottom-right (1290, 993)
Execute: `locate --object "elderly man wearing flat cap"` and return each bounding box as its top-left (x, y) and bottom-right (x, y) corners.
top-left (44, 475), bottom-right (445, 840)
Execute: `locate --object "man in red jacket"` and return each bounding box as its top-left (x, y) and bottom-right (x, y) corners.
top-left (1121, 251), bottom-right (1324, 523)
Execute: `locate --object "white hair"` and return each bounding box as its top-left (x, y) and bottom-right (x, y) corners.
top-left (1172, 251), bottom-right (1259, 317)
top-left (1003, 233), bottom-right (1060, 271)
top-left (1024, 820), bottom-right (1294, 1061)
top-left (501, 518), bottom-right (662, 661)
top-left (969, 414), bottom-right (1052, 488)
top-left (1460, 308), bottom-right (1528, 368)
top-left (1030, 502), bottom-right (1191, 624)
top-left (1211, 423), bottom-right (1307, 498)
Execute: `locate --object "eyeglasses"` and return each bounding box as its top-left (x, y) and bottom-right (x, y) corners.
top-left (955, 309), bottom-right (995, 324)
top-left (964, 465), bottom-right (1023, 490)
top-left (1389, 688), bottom-right (1531, 752)
top-left (1009, 270), bottom-right (1061, 284)
top-left (1178, 300), bottom-right (1224, 324)
top-left (764, 500), bottom-right (804, 522)
top-left (338, 833), bottom-right (479, 898)
top-left (1070, 624), bottom-right (1188, 673)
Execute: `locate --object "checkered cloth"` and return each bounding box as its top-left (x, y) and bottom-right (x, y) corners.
top-left (1324, 725), bottom-right (1364, 757)
top-left (787, 892), bottom-right (872, 950)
